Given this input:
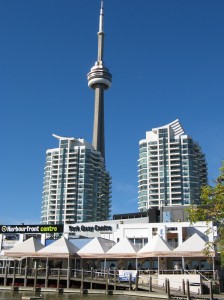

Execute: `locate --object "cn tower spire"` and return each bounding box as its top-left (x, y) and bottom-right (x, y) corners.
top-left (87, 0), bottom-right (112, 161)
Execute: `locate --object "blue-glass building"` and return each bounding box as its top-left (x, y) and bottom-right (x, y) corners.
top-left (41, 135), bottom-right (111, 224)
top-left (138, 119), bottom-right (207, 212)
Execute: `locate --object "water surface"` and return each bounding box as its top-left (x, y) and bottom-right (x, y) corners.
top-left (0, 290), bottom-right (153, 300)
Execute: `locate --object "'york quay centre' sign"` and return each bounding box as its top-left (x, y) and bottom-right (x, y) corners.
top-left (69, 224), bottom-right (112, 233)
top-left (0, 225), bottom-right (64, 234)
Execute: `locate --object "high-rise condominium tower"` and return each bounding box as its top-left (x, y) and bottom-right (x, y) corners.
top-left (41, 136), bottom-right (111, 224)
top-left (138, 119), bottom-right (207, 212)
top-left (41, 1), bottom-right (112, 225)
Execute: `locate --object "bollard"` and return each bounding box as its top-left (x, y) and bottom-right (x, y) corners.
top-left (182, 279), bottom-right (185, 295)
top-left (186, 279), bottom-right (190, 300)
top-left (106, 270), bottom-right (109, 293)
top-left (165, 278), bottom-right (168, 293)
top-left (135, 271), bottom-right (139, 291)
top-left (114, 270), bottom-right (117, 291)
top-left (45, 266), bottom-right (49, 288)
top-left (149, 276), bottom-right (152, 292)
top-left (90, 267), bottom-right (93, 289)
top-left (67, 267), bottom-right (71, 289)
top-left (33, 267), bottom-right (37, 291)
top-left (4, 266), bottom-right (8, 286)
top-left (24, 266), bottom-right (28, 287)
top-left (167, 279), bottom-right (171, 300)
top-left (12, 264), bottom-right (16, 288)
top-left (57, 268), bottom-right (61, 291)
top-left (80, 269), bottom-right (84, 292)
top-left (129, 273), bottom-right (132, 291)
top-left (209, 281), bottom-right (213, 300)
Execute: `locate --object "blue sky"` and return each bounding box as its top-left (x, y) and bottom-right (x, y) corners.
top-left (0, 0), bottom-right (223, 224)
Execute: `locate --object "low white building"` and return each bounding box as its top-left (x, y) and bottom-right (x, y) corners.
top-left (64, 219), bottom-right (216, 250)
top-left (0, 219), bottom-right (217, 254)
top-left (0, 219), bottom-right (219, 293)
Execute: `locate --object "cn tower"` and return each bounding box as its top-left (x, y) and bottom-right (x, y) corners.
top-left (87, 0), bottom-right (112, 160)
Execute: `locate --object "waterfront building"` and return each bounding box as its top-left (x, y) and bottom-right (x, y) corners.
top-left (0, 216), bottom-right (219, 292)
top-left (138, 119), bottom-right (207, 213)
top-left (1, 218), bottom-right (216, 254)
top-left (41, 1), bottom-right (112, 224)
top-left (41, 135), bottom-right (111, 224)
top-left (0, 219), bottom-right (218, 280)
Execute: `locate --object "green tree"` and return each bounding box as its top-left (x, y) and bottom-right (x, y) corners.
top-left (187, 161), bottom-right (224, 259)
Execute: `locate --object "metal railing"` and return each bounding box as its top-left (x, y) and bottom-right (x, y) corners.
top-left (0, 266), bottom-right (218, 282)
top-left (159, 269), bottom-right (217, 280)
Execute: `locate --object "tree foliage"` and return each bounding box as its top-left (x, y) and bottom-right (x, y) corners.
top-left (187, 161), bottom-right (224, 258)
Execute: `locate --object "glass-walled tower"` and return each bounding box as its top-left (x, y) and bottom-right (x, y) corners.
top-left (138, 119), bottom-right (207, 211)
top-left (41, 135), bottom-right (111, 224)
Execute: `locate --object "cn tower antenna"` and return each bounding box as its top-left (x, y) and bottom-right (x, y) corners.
top-left (99, 0), bottom-right (104, 32)
top-left (87, 0), bottom-right (112, 161)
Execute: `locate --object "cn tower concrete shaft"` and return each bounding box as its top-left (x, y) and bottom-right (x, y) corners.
top-left (93, 86), bottom-right (105, 159)
top-left (87, 0), bottom-right (112, 161)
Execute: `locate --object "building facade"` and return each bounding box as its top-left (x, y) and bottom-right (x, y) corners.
top-left (138, 119), bottom-right (207, 212)
top-left (0, 219), bottom-right (218, 291)
top-left (0, 219), bottom-right (216, 254)
top-left (41, 135), bottom-right (111, 224)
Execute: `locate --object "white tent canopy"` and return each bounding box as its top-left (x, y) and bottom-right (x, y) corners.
top-left (106, 237), bottom-right (138, 258)
top-left (37, 236), bottom-right (79, 258)
top-left (172, 233), bottom-right (215, 257)
top-left (78, 237), bottom-right (115, 258)
top-left (4, 237), bottom-right (44, 257)
top-left (138, 234), bottom-right (173, 257)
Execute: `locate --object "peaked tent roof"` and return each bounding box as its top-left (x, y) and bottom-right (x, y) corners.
top-left (70, 238), bottom-right (93, 249)
top-left (106, 237), bottom-right (138, 258)
top-left (4, 237), bottom-right (44, 257)
top-left (37, 236), bottom-right (79, 258)
top-left (78, 237), bottom-right (115, 258)
top-left (138, 234), bottom-right (173, 257)
top-left (172, 233), bottom-right (215, 257)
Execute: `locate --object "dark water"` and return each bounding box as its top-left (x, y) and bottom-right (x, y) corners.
top-left (0, 290), bottom-right (151, 300)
